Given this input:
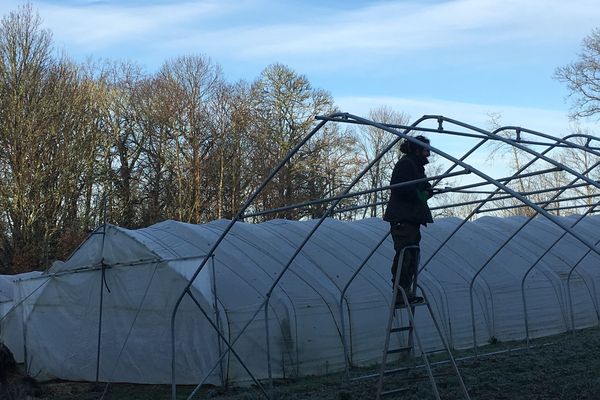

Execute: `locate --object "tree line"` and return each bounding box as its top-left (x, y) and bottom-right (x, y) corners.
top-left (1, 5), bottom-right (599, 273)
top-left (0, 5), bottom-right (402, 273)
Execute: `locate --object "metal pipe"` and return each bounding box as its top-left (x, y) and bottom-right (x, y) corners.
top-left (420, 285), bottom-right (471, 400)
top-left (260, 115), bottom-right (435, 388)
top-left (566, 214), bottom-right (600, 331)
top-left (171, 112), bottom-right (600, 397)
top-left (477, 193), bottom-right (600, 214)
top-left (210, 255), bottom-right (225, 385)
top-left (316, 115), bottom-right (600, 150)
top-left (95, 223), bottom-right (109, 382)
top-left (339, 231), bottom-right (390, 378)
top-left (184, 290), bottom-right (269, 400)
top-left (520, 167), bottom-right (600, 345)
top-left (170, 118), bottom-right (329, 399)
top-left (241, 170), bottom-right (469, 219)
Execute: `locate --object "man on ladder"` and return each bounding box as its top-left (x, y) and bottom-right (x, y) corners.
top-left (384, 135), bottom-right (433, 306)
top-left (377, 136), bottom-right (470, 399)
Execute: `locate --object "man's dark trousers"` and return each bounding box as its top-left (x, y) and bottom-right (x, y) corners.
top-left (390, 222), bottom-right (421, 292)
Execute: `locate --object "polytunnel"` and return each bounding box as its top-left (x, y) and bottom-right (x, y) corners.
top-left (168, 113), bottom-right (600, 399)
top-left (0, 113), bottom-right (599, 400)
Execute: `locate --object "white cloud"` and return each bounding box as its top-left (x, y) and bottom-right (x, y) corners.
top-left (0, 0), bottom-right (597, 128)
top-left (0, 0), bottom-right (242, 50)
top-left (170, 0), bottom-right (600, 61)
top-left (3, 0), bottom-right (598, 61)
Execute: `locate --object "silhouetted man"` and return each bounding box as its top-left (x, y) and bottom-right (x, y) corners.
top-left (383, 135), bottom-right (433, 306)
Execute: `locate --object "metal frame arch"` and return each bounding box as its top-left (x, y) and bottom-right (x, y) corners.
top-left (409, 123), bottom-right (572, 350)
top-left (464, 129), bottom-right (600, 346)
top-left (467, 154), bottom-right (597, 349)
top-left (173, 114), bottom-right (439, 399)
top-left (170, 118), bottom-right (331, 400)
top-left (287, 113), bottom-right (600, 358)
top-left (259, 114), bottom-right (437, 388)
top-left (520, 173), bottom-right (600, 343)
top-left (338, 230), bottom-right (390, 375)
top-left (169, 111), bottom-right (600, 399)
top-left (417, 273), bottom-right (452, 344)
top-left (345, 114), bottom-right (600, 355)
top-left (566, 234), bottom-right (600, 328)
top-left (420, 117), bottom-right (600, 351)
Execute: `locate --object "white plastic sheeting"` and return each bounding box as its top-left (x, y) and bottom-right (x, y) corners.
top-left (1, 215), bottom-right (600, 385)
top-left (0, 271), bottom-right (44, 362)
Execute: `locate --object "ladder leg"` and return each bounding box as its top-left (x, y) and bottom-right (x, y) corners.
top-left (402, 297), bottom-right (441, 400)
top-left (420, 288), bottom-right (472, 400)
top-left (375, 264), bottom-right (471, 399)
top-left (376, 269), bottom-right (407, 399)
top-left (405, 247), bottom-right (421, 360)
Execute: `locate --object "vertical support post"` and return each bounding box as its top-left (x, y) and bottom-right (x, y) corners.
top-left (210, 255), bottom-right (225, 386)
top-left (96, 261), bottom-right (106, 382)
top-left (265, 297), bottom-right (273, 393)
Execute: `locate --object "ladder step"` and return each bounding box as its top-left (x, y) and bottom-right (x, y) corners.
top-left (390, 326), bottom-right (412, 333)
top-left (381, 387), bottom-right (410, 396)
top-left (382, 366), bottom-right (411, 376)
top-left (350, 372), bottom-right (379, 382)
top-left (394, 300), bottom-right (427, 309)
top-left (387, 346), bottom-right (412, 354)
top-left (351, 366), bottom-right (411, 382)
top-left (386, 372), bottom-right (450, 385)
top-left (397, 373), bottom-right (450, 383)
top-left (378, 291), bottom-right (470, 399)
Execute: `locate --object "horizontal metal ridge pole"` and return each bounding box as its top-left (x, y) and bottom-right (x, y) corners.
top-left (474, 167), bottom-right (563, 185)
top-left (477, 194), bottom-right (600, 214)
top-left (432, 184), bottom-right (599, 212)
top-left (241, 169), bottom-right (469, 219)
top-left (447, 180), bottom-right (593, 198)
top-left (431, 167), bottom-right (563, 195)
top-left (336, 169), bottom-right (571, 215)
top-left (544, 203), bottom-right (600, 212)
top-left (316, 114), bottom-right (600, 149)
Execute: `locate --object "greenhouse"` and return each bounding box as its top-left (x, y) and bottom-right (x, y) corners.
top-left (1, 113), bottom-right (600, 399)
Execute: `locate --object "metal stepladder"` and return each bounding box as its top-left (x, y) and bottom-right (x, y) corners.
top-left (376, 246), bottom-right (471, 400)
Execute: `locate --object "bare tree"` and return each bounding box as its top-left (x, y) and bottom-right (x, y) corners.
top-left (247, 63), bottom-right (356, 220)
top-left (158, 55), bottom-right (224, 223)
top-left (555, 28), bottom-right (600, 120)
top-left (205, 81), bottom-right (256, 220)
top-left (354, 106), bottom-right (409, 218)
top-left (0, 4), bottom-right (101, 271)
top-left (558, 126), bottom-right (600, 212)
top-left (93, 61), bottom-right (149, 228)
top-left (133, 72), bottom-right (185, 225)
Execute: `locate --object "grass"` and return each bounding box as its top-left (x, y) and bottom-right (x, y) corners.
top-left (26, 326), bottom-right (600, 399)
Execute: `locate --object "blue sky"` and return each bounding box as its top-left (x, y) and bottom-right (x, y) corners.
top-left (1, 0), bottom-right (600, 135)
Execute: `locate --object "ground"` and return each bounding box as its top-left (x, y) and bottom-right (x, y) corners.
top-left (8, 326), bottom-right (600, 400)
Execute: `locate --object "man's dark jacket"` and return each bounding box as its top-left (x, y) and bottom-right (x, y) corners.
top-left (383, 153), bottom-right (433, 225)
